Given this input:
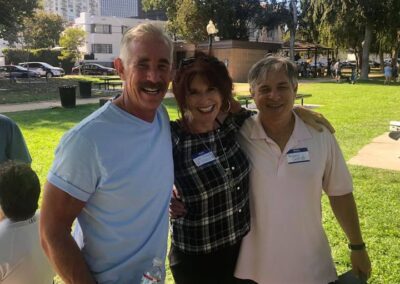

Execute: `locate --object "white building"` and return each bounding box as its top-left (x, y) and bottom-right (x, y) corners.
top-left (74, 12), bottom-right (166, 63)
top-left (44, 0), bottom-right (100, 22)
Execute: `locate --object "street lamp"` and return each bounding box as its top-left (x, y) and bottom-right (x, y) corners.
top-left (206, 20), bottom-right (218, 55)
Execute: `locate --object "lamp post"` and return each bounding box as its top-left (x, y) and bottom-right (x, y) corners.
top-left (206, 20), bottom-right (218, 55)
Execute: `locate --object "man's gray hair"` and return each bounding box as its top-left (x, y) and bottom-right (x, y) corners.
top-left (248, 56), bottom-right (298, 91)
top-left (119, 23), bottom-right (173, 67)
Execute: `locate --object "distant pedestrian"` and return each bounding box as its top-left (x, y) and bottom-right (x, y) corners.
top-left (384, 64), bottom-right (392, 84)
top-left (333, 60), bottom-right (341, 82)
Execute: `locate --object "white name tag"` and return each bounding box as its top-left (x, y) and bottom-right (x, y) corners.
top-left (192, 150), bottom-right (216, 167)
top-left (287, 147), bottom-right (310, 164)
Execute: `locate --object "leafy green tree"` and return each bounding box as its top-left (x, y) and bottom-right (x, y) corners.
top-left (143, 0), bottom-right (261, 43)
top-left (0, 0), bottom-right (39, 44)
top-left (58, 27), bottom-right (86, 63)
top-left (23, 11), bottom-right (65, 49)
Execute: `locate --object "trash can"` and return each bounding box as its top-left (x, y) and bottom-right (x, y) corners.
top-left (79, 81), bottom-right (92, 98)
top-left (59, 85), bottom-right (76, 108)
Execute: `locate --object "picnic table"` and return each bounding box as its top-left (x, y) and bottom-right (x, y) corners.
top-left (237, 93), bottom-right (312, 107)
top-left (96, 77), bottom-right (123, 90)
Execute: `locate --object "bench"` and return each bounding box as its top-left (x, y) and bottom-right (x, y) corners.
top-left (236, 93), bottom-right (312, 107)
top-left (94, 82), bottom-right (107, 89)
top-left (295, 93), bottom-right (312, 106)
top-left (108, 81), bottom-right (123, 90)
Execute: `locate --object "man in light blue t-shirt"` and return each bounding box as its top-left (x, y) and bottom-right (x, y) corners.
top-left (40, 23), bottom-right (174, 284)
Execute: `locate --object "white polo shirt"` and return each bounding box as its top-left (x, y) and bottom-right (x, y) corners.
top-left (235, 113), bottom-right (353, 284)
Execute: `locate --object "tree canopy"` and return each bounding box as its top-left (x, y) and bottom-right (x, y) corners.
top-left (0, 0), bottom-right (39, 43)
top-left (143, 0), bottom-right (261, 43)
top-left (23, 11), bottom-right (65, 49)
top-left (59, 27), bottom-right (86, 63)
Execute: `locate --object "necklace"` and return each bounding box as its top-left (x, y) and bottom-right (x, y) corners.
top-left (195, 128), bottom-right (235, 190)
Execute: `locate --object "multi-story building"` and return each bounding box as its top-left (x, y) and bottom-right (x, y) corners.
top-left (44, 0), bottom-right (100, 22)
top-left (45, 0), bottom-right (166, 22)
top-left (100, 0), bottom-right (139, 18)
top-left (74, 12), bottom-right (166, 64)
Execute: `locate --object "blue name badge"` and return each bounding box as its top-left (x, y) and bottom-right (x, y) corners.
top-left (286, 147), bottom-right (310, 164)
top-left (192, 150), bottom-right (216, 167)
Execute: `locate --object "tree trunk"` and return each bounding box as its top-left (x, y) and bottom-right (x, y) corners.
top-left (392, 47), bottom-right (399, 66)
top-left (361, 23), bottom-right (372, 80)
top-left (379, 48), bottom-right (384, 72)
top-left (289, 0), bottom-right (297, 60)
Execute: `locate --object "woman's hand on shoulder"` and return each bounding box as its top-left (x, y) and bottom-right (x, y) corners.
top-left (293, 106), bottom-right (335, 133)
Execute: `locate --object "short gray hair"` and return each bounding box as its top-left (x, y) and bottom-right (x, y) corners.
top-left (248, 56), bottom-right (298, 91)
top-left (119, 23), bottom-right (173, 67)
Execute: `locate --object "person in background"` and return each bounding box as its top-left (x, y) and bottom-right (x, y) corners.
top-left (333, 59), bottom-right (341, 82)
top-left (0, 114), bottom-right (31, 164)
top-left (0, 161), bottom-right (54, 283)
top-left (40, 23), bottom-right (174, 283)
top-left (234, 56), bottom-right (371, 284)
top-left (384, 63), bottom-right (392, 84)
top-left (169, 52), bottom-right (335, 284)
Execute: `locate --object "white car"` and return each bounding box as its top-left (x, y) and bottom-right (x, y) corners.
top-left (18, 62), bottom-right (65, 78)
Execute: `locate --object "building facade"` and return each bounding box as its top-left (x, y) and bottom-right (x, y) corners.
top-left (44, 0), bottom-right (100, 22)
top-left (74, 12), bottom-right (166, 64)
top-left (100, 0), bottom-right (139, 18)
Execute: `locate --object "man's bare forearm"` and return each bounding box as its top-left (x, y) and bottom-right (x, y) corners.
top-left (329, 193), bottom-right (363, 244)
top-left (41, 227), bottom-right (96, 284)
top-left (40, 182), bottom-right (96, 284)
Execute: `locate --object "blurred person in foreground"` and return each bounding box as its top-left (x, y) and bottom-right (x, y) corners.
top-left (234, 56), bottom-right (371, 283)
top-left (0, 114), bottom-right (31, 164)
top-left (40, 23), bottom-right (174, 283)
top-left (0, 161), bottom-right (54, 283)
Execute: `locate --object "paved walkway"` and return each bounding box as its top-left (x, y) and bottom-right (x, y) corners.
top-left (348, 133), bottom-right (400, 172)
top-left (0, 97), bottom-right (108, 113)
top-left (0, 91), bottom-right (175, 113)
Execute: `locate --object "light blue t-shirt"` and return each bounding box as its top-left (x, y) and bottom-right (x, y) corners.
top-left (47, 102), bottom-right (174, 284)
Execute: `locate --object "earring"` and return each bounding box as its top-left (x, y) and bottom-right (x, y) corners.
top-left (183, 109), bottom-right (193, 122)
top-left (222, 100), bottom-right (231, 113)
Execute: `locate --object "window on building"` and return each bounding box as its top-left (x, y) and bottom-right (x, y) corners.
top-left (91, 44), bottom-right (113, 54)
top-left (121, 25), bottom-right (129, 34)
top-left (91, 24), bottom-right (112, 34)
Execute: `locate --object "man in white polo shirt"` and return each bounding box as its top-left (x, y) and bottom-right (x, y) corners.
top-left (235, 56), bottom-right (371, 284)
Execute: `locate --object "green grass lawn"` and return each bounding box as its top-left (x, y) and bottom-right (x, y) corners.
top-left (6, 81), bottom-right (400, 283)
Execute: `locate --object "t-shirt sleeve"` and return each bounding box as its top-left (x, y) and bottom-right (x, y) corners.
top-left (322, 132), bottom-right (353, 196)
top-left (47, 131), bottom-right (101, 202)
top-left (7, 122), bottom-right (32, 164)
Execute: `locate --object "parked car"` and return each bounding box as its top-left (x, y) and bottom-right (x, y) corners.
top-left (0, 65), bottom-right (41, 79)
top-left (71, 63), bottom-right (117, 76)
top-left (18, 62), bottom-right (65, 78)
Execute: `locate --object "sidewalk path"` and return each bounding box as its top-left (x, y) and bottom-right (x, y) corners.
top-left (0, 91), bottom-right (175, 114)
top-left (0, 97), bottom-right (109, 113)
top-left (348, 133), bottom-right (400, 172)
